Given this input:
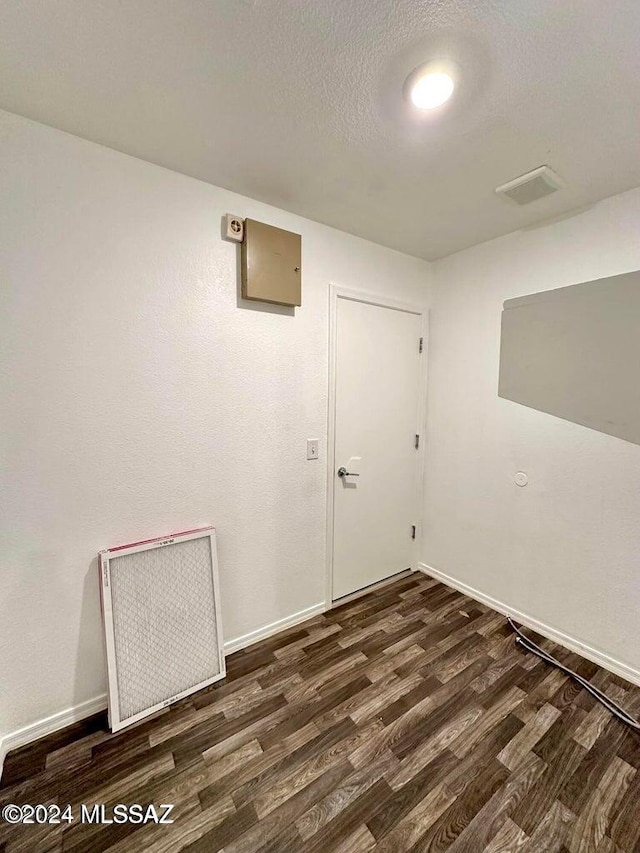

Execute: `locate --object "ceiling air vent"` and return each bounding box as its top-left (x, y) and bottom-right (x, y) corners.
top-left (495, 166), bottom-right (564, 205)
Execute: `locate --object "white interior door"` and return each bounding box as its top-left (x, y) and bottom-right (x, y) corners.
top-left (331, 294), bottom-right (424, 600)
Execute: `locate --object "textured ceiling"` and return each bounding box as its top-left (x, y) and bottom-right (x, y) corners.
top-left (1, 0), bottom-right (639, 260)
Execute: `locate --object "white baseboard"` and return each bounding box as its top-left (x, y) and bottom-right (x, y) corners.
top-left (223, 602), bottom-right (326, 654)
top-left (0, 601), bottom-right (326, 781)
top-left (0, 737), bottom-right (8, 780)
top-left (0, 693), bottom-right (108, 782)
top-left (418, 562), bottom-right (640, 689)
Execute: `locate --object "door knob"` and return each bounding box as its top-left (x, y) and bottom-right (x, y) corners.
top-left (337, 467), bottom-right (360, 478)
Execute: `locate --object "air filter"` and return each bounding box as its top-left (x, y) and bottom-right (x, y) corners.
top-left (495, 166), bottom-right (564, 205)
top-left (99, 526), bottom-right (225, 732)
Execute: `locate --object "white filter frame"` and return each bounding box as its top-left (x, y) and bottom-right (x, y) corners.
top-left (99, 526), bottom-right (225, 732)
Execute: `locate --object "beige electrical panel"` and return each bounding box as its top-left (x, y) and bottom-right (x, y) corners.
top-left (241, 219), bottom-right (302, 307)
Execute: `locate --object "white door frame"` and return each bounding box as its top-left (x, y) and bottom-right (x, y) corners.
top-left (325, 284), bottom-right (429, 609)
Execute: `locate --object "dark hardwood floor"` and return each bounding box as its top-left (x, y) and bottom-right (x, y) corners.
top-left (2, 573), bottom-right (640, 852)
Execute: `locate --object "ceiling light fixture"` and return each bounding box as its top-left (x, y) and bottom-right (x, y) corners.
top-left (411, 71), bottom-right (454, 109)
top-left (405, 62), bottom-right (457, 111)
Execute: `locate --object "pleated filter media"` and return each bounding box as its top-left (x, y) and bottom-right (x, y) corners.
top-left (99, 527), bottom-right (225, 732)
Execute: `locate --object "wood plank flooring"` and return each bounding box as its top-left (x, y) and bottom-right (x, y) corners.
top-left (2, 573), bottom-right (640, 852)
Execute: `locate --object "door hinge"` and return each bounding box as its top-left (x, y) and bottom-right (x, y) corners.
top-left (414, 434), bottom-right (420, 449)
top-left (419, 337), bottom-right (423, 353)
top-left (411, 525), bottom-right (416, 540)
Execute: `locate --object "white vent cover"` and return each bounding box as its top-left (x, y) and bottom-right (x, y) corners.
top-left (99, 526), bottom-right (225, 732)
top-left (495, 166), bottom-right (564, 205)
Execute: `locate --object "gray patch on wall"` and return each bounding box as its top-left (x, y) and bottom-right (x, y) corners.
top-left (498, 270), bottom-right (640, 446)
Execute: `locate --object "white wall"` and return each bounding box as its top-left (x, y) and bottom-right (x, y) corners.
top-left (0, 109), bottom-right (432, 738)
top-left (422, 186), bottom-right (640, 679)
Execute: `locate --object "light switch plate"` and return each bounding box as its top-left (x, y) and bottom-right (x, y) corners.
top-left (307, 439), bottom-right (319, 460)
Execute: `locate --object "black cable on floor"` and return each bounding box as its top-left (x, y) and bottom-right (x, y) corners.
top-left (507, 617), bottom-right (640, 733)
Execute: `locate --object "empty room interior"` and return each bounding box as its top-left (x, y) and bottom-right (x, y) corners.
top-left (2, 2), bottom-right (640, 851)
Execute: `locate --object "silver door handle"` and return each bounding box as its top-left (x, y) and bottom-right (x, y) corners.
top-left (337, 467), bottom-right (359, 478)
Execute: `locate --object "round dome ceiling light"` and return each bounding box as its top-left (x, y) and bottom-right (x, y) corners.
top-left (411, 71), bottom-right (454, 109)
top-left (406, 62), bottom-right (457, 111)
